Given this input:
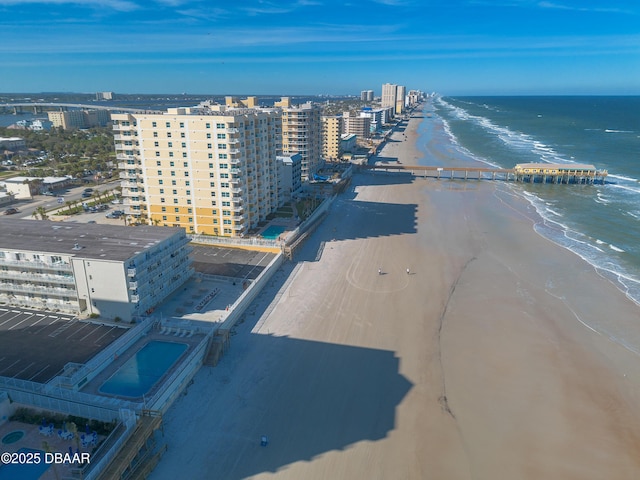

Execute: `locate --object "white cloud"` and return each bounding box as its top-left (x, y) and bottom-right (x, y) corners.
top-left (0, 0), bottom-right (139, 11)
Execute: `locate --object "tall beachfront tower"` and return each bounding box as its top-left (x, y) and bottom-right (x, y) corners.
top-left (395, 85), bottom-right (406, 115)
top-left (322, 115), bottom-right (343, 162)
top-left (113, 105), bottom-right (281, 237)
top-left (275, 97), bottom-right (322, 181)
top-left (381, 83), bottom-right (398, 114)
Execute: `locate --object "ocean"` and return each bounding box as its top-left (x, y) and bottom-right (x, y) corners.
top-left (423, 95), bottom-right (640, 350)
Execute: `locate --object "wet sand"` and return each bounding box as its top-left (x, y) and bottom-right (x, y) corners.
top-left (150, 110), bottom-right (640, 479)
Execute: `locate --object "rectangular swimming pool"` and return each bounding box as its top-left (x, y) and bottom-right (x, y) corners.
top-left (261, 225), bottom-right (286, 240)
top-left (99, 341), bottom-right (188, 398)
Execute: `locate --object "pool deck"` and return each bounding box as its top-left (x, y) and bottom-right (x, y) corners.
top-left (0, 420), bottom-right (100, 480)
top-left (80, 330), bottom-right (206, 403)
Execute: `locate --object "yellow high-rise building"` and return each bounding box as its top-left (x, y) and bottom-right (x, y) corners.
top-left (113, 105), bottom-right (281, 237)
top-left (321, 115), bottom-right (343, 161)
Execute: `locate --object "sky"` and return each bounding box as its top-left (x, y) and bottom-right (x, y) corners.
top-left (1, 0), bottom-right (639, 96)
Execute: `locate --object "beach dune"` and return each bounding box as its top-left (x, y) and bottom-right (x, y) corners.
top-left (151, 110), bottom-right (640, 480)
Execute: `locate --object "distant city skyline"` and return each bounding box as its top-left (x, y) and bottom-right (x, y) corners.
top-left (1, 0), bottom-right (639, 96)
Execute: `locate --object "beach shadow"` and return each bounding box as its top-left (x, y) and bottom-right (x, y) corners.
top-left (207, 334), bottom-right (413, 479)
top-left (293, 175), bottom-right (417, 262)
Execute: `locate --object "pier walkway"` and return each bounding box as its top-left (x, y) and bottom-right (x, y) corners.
top-left (362, 164), bottom-right (608, 184)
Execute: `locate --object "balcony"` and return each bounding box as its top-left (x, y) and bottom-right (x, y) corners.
top-left (119, 172), bottom-right (140, 180)
top-left (130, 295), bottom-right (140, 303)
top-left (227, 128), bottom-right (240, 134)
top-left (0, 258), bottom-right (72, 272)
top-left (230, 187), bottom-right (242, 194)
top-left (129, 281), bottom-right (138, 290)
top-left (127, 268), bottom-right (136, 277)
top-left (230, 158), bottom-right (241, 165)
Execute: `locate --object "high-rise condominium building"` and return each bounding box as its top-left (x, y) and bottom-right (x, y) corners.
top-left (381, 83), bottom-right (398, 114)
top-left (360, 90), bottom-right (374, 102)
top-left (321, 115), bottom-right (343, 162)
top-left (113, 104), bottom-right (281, 237)
top-left (275, 98), bottom-right (322, 181)
top-left (48, 110), bottom-right (110, 130)
top-left (395, 85), bottom-right (407, 115)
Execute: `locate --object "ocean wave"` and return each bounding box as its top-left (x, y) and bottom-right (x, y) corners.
top-left (514, 186), bottom-right (640, 307)
top-left (605, 129), bottom-right (634, 133)
top-left (608, 173), bottom-right (640, 183)
top-left (437, 97), bottom-right (576, 167)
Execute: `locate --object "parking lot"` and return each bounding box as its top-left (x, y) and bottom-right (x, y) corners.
top-left (190, 245), bottom-right (276, 279)
top-left (0, 306), bottom-right (127, 383)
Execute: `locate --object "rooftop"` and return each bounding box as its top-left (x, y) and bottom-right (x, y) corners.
top-left (0, 218), bottom-right (185, 262)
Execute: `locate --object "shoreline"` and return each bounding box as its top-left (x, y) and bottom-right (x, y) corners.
top-left (150, 106), bottom-right (640, 479)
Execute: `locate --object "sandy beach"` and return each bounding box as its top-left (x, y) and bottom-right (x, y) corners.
top-left (150, 109), bottom-right (640, 480)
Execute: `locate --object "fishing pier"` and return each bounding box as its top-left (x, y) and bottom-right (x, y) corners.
top-left (363, 163), bottom-right (608, 184)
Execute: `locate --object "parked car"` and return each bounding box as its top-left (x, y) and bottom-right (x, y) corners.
top-left (81, 192), bottom-right (92, 198)
top-left (3, 208), bottom-right (18, 215)
top-left (84, 188), bottom-right (94, 193)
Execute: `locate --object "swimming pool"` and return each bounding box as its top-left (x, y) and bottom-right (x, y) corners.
top-left (99, 341), bottom-right (188, 398)
top-left (0, 448), bottom-right (49, 480)
top-left (261, 225), bottom-right (286, 240)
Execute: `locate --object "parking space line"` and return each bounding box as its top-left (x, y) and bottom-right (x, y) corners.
top-left (66, 322), bottom-right (90, 339)
top-left (12, 362), bottom-right (36, 379)
top-left (0, 359), bottom-right (22, 376)
top-left (91, 326), bottom-right (116, 344)
top-left (28, 365), bottom-right (51, 382)
top-left (8, 313), bottom-right (36, 331)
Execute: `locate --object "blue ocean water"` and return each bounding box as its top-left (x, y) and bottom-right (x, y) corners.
top-left (428, 96), bottom-right (640, 309)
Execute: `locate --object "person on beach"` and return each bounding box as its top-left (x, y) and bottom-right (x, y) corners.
top-left (378, 268), bottom-right (382, 275)
top-left (406, 268), bottom-right (410, 275)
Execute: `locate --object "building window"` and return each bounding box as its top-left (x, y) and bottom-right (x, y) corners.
top-left (156, 161), bottom-right (161, 166)
top-left (161, 206), bottom-right (166, 212)
top-left (206, 123), bottom-right (211, 128)
top-left (209, 172), bottom-right (215, 178)
top-left (171, 171), bottom-right (176, 176)
top-left (174, 207), bottom-right (179, 213)
top-left (154, 141), bottom-right (159, 147)
top-left (155, 151), bottom-right (160, 156)
top-left (220, 163), bottom-right (228, 169)
top-left (188, 217), bottom-right (193, 223)
top-left (170, 161), bottom-right (174, 167)
top-left (152, 122), bottom-right (157, 127)
top-left (157, 170), bottom-right (162, 176)
top-left (216, 123), bottom-right (225, 128)
top-left (172, 180), bottom-right (176, 185)
top-left (173, 198), bottom-right (179, 204)
top-left (207, 144), bottom-right (212, 149)
top-left (172, 189), bottom-right (177, 195)
top-left (218, 154), bottom-right (227, 159)
top-left (217, 133), bottom-right (226, 139)
top-left (208, 163), bottom-right (214, 169)
top-left (207, 133), bottom-right (211, 139)
top-left (159, 188), bottom-right (164, 194)
top-left (168, 142), bottom-right (173, 148)
top-left (210, 182), bottom-right (215, 187)
top-left (179, 122), bottom-right (184, 128)
top-left (218, 144), bottom-right (227, 149)
top-left (166, 122), bottom-right (171, 128)
top-left (162, 215), bottom-right (167, 220)
top-left (153, 131), bottom-right (158, 137)
top-left (183, 152), bottom-right (187, 158)
top-left (161, 198), bottom-right (165, 203)
top-left (159, 179), bottom-right (163, 185)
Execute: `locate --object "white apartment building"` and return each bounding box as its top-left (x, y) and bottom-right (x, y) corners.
top-left (275, 98), bottom-right (322, 181)
top-left (277, 154), bottom-right (302, 202)
top-left (381, 83), bottom-right (398, 114)
top-left (113, 105), bottom-right (281, 237)
top-left (0, 219), bottom-right (193, 321)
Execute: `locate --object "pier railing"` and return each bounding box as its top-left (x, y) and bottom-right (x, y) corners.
top-left (362, 165), bottom-right (607, 184)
